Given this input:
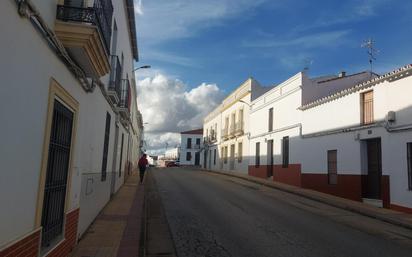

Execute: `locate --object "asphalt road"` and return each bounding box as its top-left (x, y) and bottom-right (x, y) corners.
top-left (152, 167), bottom-right (412, 257)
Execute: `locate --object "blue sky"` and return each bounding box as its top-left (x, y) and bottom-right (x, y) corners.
top-left (133, 0), bottom-right (412, 153)
top-left (135, 0), bottom-right (411, 90)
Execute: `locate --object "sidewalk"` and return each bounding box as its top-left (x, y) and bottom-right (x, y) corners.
top-left (205, 169), bottom-right (412, 230)
top-left (70, 171), bottom-right (145, 257)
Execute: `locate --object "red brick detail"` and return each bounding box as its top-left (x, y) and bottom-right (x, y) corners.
top-left (0, 230), bottom-right (40, 257)
top-left (273, 164), bottom-right (301, 187)
top-left (301, 174), bottom-right (363, 202)
top-left (45, 208), bottom-right (79, 257)
top-left (248, 165), bottom-right (270, 178)
top-left (381, 175), bottom-right (390, 208)
top-left (390, 203), bottom-right (412, 214)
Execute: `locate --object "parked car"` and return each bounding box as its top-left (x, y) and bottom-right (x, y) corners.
top-left (166, 161), bottom-right (180, 167)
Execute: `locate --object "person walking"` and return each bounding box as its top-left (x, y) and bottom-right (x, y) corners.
top-left (138, 154), bottom-right (149, 184)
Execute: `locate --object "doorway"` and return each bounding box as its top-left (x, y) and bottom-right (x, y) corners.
top-left (230, 144), bottom-right (235, 170)
top-left (203, 150), bottom-right (207, 169)
top-left (195, 152), bottom-right (200, 166)
top-left (267, 140), bottom-right (273, 177)
top-left (363, 138), bottom-right (382, 199)
top-left (41, 100), bottom-right (74, 248)
top-left (110, 124), bottom-right (119, 196)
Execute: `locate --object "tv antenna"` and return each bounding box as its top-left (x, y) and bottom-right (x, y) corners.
top-left (361, 38), bottom-right (379, 74)
top-left (303, 58), bottom-right (314, 72)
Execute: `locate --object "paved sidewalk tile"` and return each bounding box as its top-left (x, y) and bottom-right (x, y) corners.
top-left (70, 172), bottom-right (145, 257)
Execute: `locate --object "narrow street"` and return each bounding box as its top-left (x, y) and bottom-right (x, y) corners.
top-left (150, 167), bottom-right (412, 257)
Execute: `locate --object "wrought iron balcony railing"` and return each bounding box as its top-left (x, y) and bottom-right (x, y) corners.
top-left (56, 0), bottom-right (113, 53)
top-left (235, 122), bottom-right (244, 135)
top-left (119, 79), bottom-right (130, 110)
top-left (108, 55), bottom-right (122, 99)
top-left (209, 131), bottom-right (217, 142)
top-left (221, 128), bottom-right (229, 140)
top-left (229, 124), bottom-right (236, 137)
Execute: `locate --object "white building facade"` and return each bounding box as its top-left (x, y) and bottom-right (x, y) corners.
top-left (202, 78), bottom-right (267, 173)
top-left (179, 129), bottom-right (203, 166)
top-left (0, 1), bottom-right (143, 256)
top-left (248, 65), bottom-right (412, 213)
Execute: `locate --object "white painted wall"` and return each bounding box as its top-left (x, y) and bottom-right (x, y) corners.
top-left (0, 0), bottom-right (141, 246)
top-left (249, 73), bottom-right (303, 166)
top-left (300, 74), bottom-right (412, 208)
top-left (179, 133), bottom-right (203, 165)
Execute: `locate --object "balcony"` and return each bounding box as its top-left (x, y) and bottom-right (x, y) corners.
top-left (55, 0), bottom-right (113, 77)
top-left (193, 144), bottom-right (201, 150)
top-left (235, 122), bottom-right (244, 136)
top-left (221, 128), bottom-right (229, 141)
top-left (209, 131), bottom-right (217, 143)
top-left (117, 79), bottom-right (130, 118)
top-left (229, 124), bottom-right (236, 138)
top-left (107, 55), bottom-right (122, 104)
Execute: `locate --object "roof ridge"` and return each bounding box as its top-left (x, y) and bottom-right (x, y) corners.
top-left (300, 64), bottom-right (412, 110)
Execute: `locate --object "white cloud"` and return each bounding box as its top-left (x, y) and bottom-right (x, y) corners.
top-left (136, 73), bottom-right (224, 154)
top-left (135, 0), bottom-right (270, 42)
top-left (134, 0), bottom-right (143, 15)
top-left (142, 50), bottom-right (200, 68)
top-left (293, 0), bottom-right (390, 32)
top-left (143, 132), bottom-right (181, 155)
top-left (242, 30), bottom-right (352, 49)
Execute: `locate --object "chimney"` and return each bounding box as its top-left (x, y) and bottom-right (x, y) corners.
top-left (339, 71), bottom-right (346, 78)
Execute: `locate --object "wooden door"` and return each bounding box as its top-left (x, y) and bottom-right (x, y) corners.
top-left (365, 138), bottom-right (382, 199)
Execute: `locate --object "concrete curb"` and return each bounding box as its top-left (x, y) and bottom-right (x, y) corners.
top-left (202, 169), bottom-right (412, 231)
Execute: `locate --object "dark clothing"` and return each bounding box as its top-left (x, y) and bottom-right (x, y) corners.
top-left (139, 166), bottom-right (146, 183)
top-left (138, 156), bottom-right (148, 167)
top-left (138, 155), bottom-right (148, 183)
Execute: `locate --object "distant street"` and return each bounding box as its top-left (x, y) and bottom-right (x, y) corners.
top-left (151, 167), bottom-right (412, 257)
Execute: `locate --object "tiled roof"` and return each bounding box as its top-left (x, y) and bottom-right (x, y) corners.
top-left (300, 64), bottom-right (412, 110)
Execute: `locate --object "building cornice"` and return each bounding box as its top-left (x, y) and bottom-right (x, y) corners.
top-left (125, 0), bottom-right (139, 60)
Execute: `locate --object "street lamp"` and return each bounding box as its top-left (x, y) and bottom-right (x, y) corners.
top-left (133, 65), bottom-right (151, 72)
top-left (239, 100), bottom-right (252, 107)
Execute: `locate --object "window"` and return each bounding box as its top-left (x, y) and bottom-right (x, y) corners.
top-left (214, 149), bottom-right (216, 165)
top-left (408, 143), bottom-right (412, 190)
top-left (221, 147), bottom-right (224, 167)
top-left (118, 133), bottom-right (124, 177)
top-left (224, 146), bottom-right (228, 164)
top-left (361, 90), bottom-right (374, 124)
top-left (186, 152), bottom-right (192, 161)
top-left (328, 150), bottom-right (338, 185)
top-left (101, 112), bottom-right (111, 181)
top-left (255, 142), bottom-right (260, 167)
top-left (111, 20), bottom-right (118, 54)
top-left (268, 108), bottom-right (273, 132)
top-left (187, 138), bottom-right (192, 149)
top-left (282, 136), bottom-right (289, 168)
top-left (238, 142), bottom-right (243, 163)
top-left (196, 138), bottom-right (201, 145)
top-left (41, 99), bottom-right (74, 248)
